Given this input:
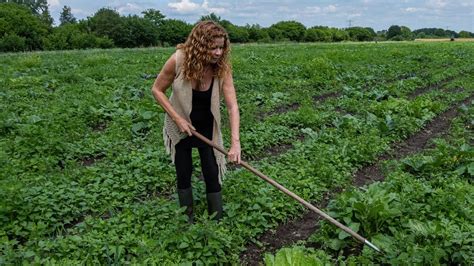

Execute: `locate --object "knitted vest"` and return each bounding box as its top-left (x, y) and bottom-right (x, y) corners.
top-left (163, 49), bottom-right (227, 183)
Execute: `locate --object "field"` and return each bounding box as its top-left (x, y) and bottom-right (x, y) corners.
top-left (415, 38), bottom-right (474, 42)
top-left (1, 42), bottom-right (473, 264)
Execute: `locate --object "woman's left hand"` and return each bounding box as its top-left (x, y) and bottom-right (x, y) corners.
top-left (227, 142), bottom-right (241, 164)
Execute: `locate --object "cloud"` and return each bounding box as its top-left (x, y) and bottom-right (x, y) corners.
top-left (323, 5), bottom-right (337, 13)
top-left (202, 0), bottom-right (226, 14)
top-left (168, 0), bottom-right (200, 13)
top-left (426, 0), bottom-right (447, 9)
top-left (117, 3), bottom-right (142, 14)
top-left (49, 0), bottom-right (61, 8)
top-left (168, 0), bottom-right (227, 15)
top-left (404, 7), bottom-right (423, 12)
top-left (71, 8), bottom-right (89, 17)
top-left (305, 6), bottom-right (321, 14)
top-left (348, 13), bottom-right (362, 18)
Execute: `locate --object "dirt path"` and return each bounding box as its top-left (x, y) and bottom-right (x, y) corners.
top-left (239, 92), bottom-right (473, 265)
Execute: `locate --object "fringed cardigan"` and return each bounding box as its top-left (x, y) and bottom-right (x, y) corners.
top-left (163, 49), bottom-right (227, 184)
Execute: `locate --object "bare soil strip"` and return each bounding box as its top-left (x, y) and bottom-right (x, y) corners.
top-left (239, 93), bottom-right (473, 265)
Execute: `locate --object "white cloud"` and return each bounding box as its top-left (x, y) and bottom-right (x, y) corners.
top-left (404, 7), bottom-right (422, 12)
top-left (323, 5), bottom-right (337, 13)
top-left (168, 0), bottom-right (200, 13)
top-left (71, 8), bottom-right (88, 17)
top-left (426, 0), bottom-right (447, 9)
top-left (49, 0), bottom-right (61, 8)
top-left (348, 13), bottom-right (362, 18)
top-left (305, 6), bottom-right (321, 14)
top-left (117, 3), bottom-right (142, 14)
top-left (168, 0), bottom-right (227, 15)
top-left (202, 0), bottom-right (226, 14)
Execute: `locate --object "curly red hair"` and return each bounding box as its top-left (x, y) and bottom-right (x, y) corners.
top-left (177, 21), bottom-right (231, 84)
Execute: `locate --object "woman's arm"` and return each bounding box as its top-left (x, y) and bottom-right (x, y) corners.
top-left (222, 71), bottom-right (241, 163)
top-left (151, 53), bottom-right (195, 136)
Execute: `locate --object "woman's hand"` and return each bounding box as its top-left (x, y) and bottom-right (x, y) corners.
top-left (227, 142), bottom-right (241, 164)
top-left (175, 117), bottom-right (195, 136)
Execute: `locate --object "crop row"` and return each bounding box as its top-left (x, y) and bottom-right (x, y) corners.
top-left (0, 42), bottom-right (473, 263)
top-left (265, 89), bottom-right (473, 265)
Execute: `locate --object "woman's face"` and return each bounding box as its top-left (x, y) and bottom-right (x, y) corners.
top-left (208, 37), bottom-right (225, 64)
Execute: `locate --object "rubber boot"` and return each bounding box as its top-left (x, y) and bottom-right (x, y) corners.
top-left (177, 188), bottom-right (194, 223)
top-left (206, 191), bottom-right (223, 221)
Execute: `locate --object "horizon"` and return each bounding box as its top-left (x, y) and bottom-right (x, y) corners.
top-left (47, 0), bottom-right (474, 33)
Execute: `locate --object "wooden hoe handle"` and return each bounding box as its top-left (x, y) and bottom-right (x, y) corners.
top-left (190, 129), bottom-right (381, 253)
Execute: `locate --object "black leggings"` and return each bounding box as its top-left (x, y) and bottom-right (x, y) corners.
top-left (175, 145), bottom-right (221, 193)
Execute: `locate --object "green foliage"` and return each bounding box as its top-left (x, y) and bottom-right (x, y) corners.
top-left (44, 23), bottom-right (113, 50)
top-left (157, 19), bottom-right (193, 46)
top-left (387, 25), bottom-right (401, 39)
top-left (88, 8), bottom-right (125, 46)
top-left (120, 15), bottom-right (159, 48)
top-left (199, 13), bottom-right (223, 24)
top-left (1, 42), bottom-right (473, 264)
top-left (305, 27), bottom-right (332, 42)
top-left (345, 27), bottom-right (374, 41)
top-left (0, 33), bottom-right (26, 52)
top-left (246, 24), bottom-right (270, 42)
top-left (459, 30), bottom-right (474, 38)
top-left (308, 108), bottom-right (474, 264)
top-left (142, 8), bottom-right (165, 26)
top-left (0, 3), bottom-right (49, 51)
top-left (264, 246), bottom-right (332, 266)
top-left (269, 21), bottom-right (306, 42)
top-left (0, 0), bottom-right (48, 15)
top-left (59, 5), bottom-right (77, 25)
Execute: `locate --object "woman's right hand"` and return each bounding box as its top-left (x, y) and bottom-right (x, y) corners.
top-left (175, 117), bottom-right (195, 136)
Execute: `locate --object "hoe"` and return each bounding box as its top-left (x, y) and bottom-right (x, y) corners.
top-left (191, 129), bottom-right (382, 253)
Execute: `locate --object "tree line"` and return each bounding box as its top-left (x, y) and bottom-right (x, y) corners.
top-left (1, 1), bottom-right (473, 52)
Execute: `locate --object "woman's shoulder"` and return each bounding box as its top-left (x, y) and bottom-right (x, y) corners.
top-left (174, 49), bottom-right (186, 67)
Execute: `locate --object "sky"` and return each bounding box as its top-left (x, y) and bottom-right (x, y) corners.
top-left (48, 0), bottom-right (474, 32)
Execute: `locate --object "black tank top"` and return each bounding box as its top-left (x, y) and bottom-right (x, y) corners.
top-left (176, 78), bottom-right (214, 148)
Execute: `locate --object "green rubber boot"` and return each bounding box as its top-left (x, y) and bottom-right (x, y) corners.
top-left (206, 191), bottom-right (223, 221)
top-left (177, 188), bottom-right (194, 223)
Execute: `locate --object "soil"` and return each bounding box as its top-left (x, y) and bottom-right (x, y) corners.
top-left (313, 91), bottom-right (341, 102)
top-left (258, 102), bottom-right (300, 121)
top-left (239, 92), bottom-right (473, 265)
top-left (80, 153), bottom-right (106, 166)
top-left (92, 122), bottom-right (108, 132)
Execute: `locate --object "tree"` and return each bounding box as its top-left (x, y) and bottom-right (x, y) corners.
top-left (345, 27), bottom-right (373, 41)
top-left (158, 19), bottom-right (192, 45)
top-left (400, 26), bottom-right (414, 40)
top-left (330, 28), bottom-right (349, 42)
top-left (364, 27), bottom-right (376, 38)
top-left (226, 24), bottom-right (249, 43)
top-left (305, 27), bottom-right (331, 42)
top-left (245, 24), bottom-right (269, 42)
top-left (0, 3), bottom-right (49, 51)
top-left (59, 5), bottom-right (76, 25)
top-left (0, 0), bottom-right (48, 15)
top-left (88, 8), bottom-right (125, 46)
top-left (387, 25), bottom-right (402, 39)
top-left (39, 7), bottom-right (53, 27)
top-left (434, 28), bottom-right (445, 37)
top-left (269, 21), bottom-right (306, 42)
top-left (459, 31), bottom-right (473, 38)
top-left (142, 8), bottom-right (165, 26)
top-left (120, 15), bottom-right (159, 47)
top-left (199, 13), bottom-right (222, 24)
top-left (43, 23), bottom-right (113, 50)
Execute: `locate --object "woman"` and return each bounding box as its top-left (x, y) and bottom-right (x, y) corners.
top-left (151, 21), bottom-right (241, 222)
